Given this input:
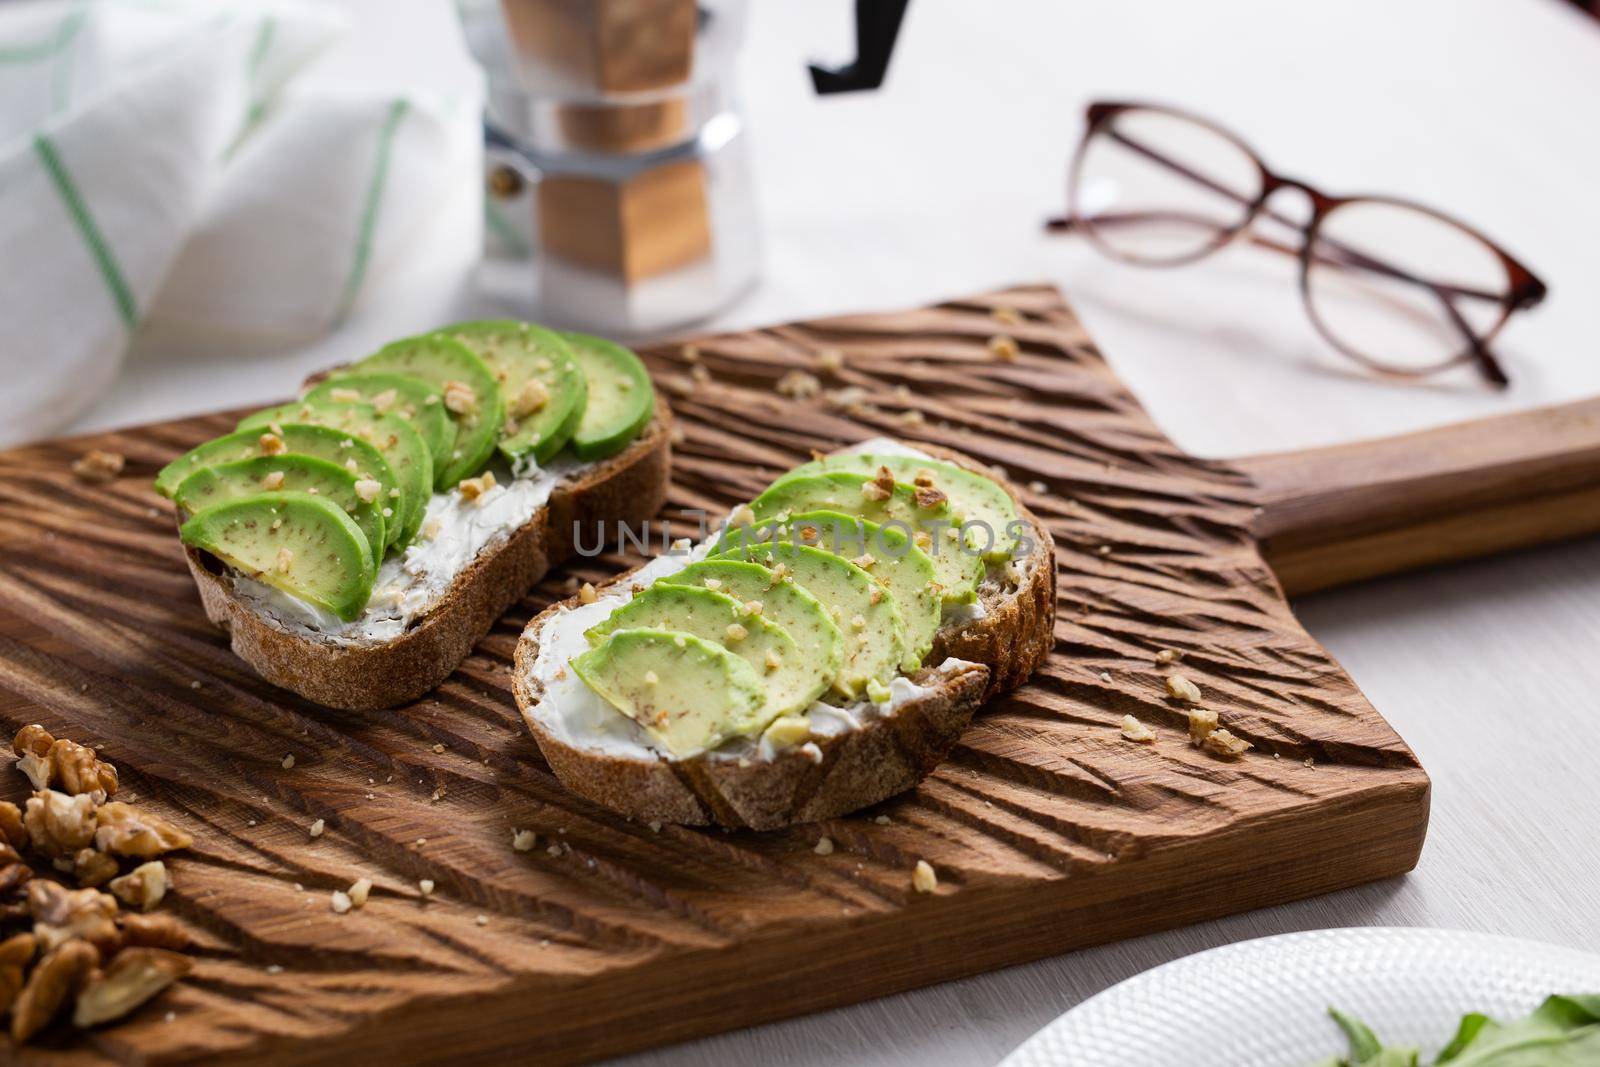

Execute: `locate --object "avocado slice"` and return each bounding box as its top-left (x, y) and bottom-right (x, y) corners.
top-left (775, 454), bottom-right (1022, 561)
top-left (237, 399), bottom-right (431, 549)
top-left (586, 584), bottom-right (828, 724)
top-left (354, 333), bottom-right (505, 488)
top-left (711, 542), bottom-right (907, 699)
top-left (445, 320), bottom-right (587, 467)
top-left (173, 455), bottom-right (386, 568)
top-left (563, 332), bottom-right (654, 461)
top-left (154, 424), bottom-right (398, 521)
top-left (718, 510), bottom-right (939, 669)
top-left (747, 471), bottom-right (982, 605)
top-left (180, 492), bottom-right (375, 622)
top-left (573, 628), bottom-right (766, 758)
top-left (303, 372), bottom-right (454, 477)
top-left (658, 559), bottom-right (844, 693)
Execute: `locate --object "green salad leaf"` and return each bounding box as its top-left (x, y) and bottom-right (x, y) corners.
top-left (1318, 996), bottom-right (1600, 1066)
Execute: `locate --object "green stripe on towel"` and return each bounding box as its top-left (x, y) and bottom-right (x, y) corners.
top-left (34, 133), bottom-right (138, 331)
top-left (334, 98), bottom-right (411, 325)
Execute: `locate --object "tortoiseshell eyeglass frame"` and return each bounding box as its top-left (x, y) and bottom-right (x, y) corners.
top-left (1047, 101), bottom-right (1548, 388)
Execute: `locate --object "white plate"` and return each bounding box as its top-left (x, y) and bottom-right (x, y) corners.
top-left (1000, 927), bottom-right (1600, 1067)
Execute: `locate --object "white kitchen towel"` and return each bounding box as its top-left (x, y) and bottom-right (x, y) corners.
top-left (0, 0), bottom-right (484, 448)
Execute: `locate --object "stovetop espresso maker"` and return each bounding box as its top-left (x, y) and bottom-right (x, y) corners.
top-left (461, 0), bottom-right (908, 334)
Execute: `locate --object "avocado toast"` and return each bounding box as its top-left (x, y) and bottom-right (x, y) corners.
top-left (160, 322), bottom-right (671, 711)
top-left (513, 439), bottom-right (1055, 829)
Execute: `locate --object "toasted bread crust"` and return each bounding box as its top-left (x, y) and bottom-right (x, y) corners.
top-left (513, 442), bottom-right (1055, 828)
top-left (184, 396), bottom-right (673, 711)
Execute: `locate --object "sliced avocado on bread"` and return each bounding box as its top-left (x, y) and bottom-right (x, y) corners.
top-left (775, 454), bottom-right (1022, 562)
top-left (515, 438), bottom-right (1056, 829)
top-left (303, 372), bottom-right (454, 476)
top-left (172, 455), bottom-right (386, 568)
top-left (571, 629), bottom-right (765, 758)
top-left (237, 400), bottom-right (432, 548)
top-left (446, 320), bottom-right (587, 467)
top-left (159, 318), bottom-right (667, 711)
top-left (565, 333), bottom-right (655, 460)
top-left (180, 493), bottom-right (374, 622)
top-left (355, 333), bottom-right (505, 488)
top-left (747, 470), bottom-right (984, 605)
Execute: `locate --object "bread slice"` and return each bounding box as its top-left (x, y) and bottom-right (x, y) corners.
top-left (184, 395), bottom-right (673, 711)
top-left (512, 442), bottom-right (1055, 829)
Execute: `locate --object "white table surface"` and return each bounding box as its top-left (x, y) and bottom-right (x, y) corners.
top-left (65, 1), bottom-right (1600, 1064)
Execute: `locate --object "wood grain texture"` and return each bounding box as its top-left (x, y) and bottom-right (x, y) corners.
top-left (1240, 396), bottom-right (1600, 595)
top-left (0, 285), bottom-right (1428, 1064)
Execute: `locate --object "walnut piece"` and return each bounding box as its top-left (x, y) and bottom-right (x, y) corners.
top-left (913, 484), bottom-right (947, 510)
top-left (861, 466), bottom-right (896, 503)
top-left (73, 848), bottom-right (119, 888)
top-left (25, 790), bottom-right (97, 857)
top-left (109, 861), bottom-right (168, 911)
top-left (71, 450), bottom-right (125, 484)
top-left (775, 369), bottom-right (821, 399)
top-left (73, 947), bottom-right (192, 1029)
top-left (28, 881), bottom-right (120, 954)
top-left (93, 802), bottom-right (193, 859)
top-left (48, 738), bottom-right (119, 800)
top-left (442, 380), bottom-right (478, 415)
top-left (0, 800), bottom-right (26, 850)
top-left (911, 859), bottom-right (938, 893)
top-left (511, 378), bottom-right (550, 418)
top-left (1201, 728), bottom-right (1254, 759)
top-left (1120, 715), bottom-right (1156, 743)
top-left (11, 938), bottom-right (98, 1043)
top-left (458, 471), bottom-right (497, 503)
top-left (1187, 707), bottom-right (1219, 745)
top-left (119, 912), bottom-right (189, 952)
top-left (1164, 673), bottom-right (1203, 703)
top-left (987, 334), bottom-right (1020, 361)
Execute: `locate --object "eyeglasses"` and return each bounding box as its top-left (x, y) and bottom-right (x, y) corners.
top-left (1047, 101), bottom-right (1547, 388)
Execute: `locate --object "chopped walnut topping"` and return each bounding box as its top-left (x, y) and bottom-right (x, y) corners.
top-left (578, 582), bottom-right (597, 605)
top-left (702, 578), bottom-right (722, 590)
top-left (348, 878), bottom-right (372, 908)
top-left (442, 381), bottom-right (478, 415)
top-left (72, 947), bottom-right (191, 1029)
top-left (987, 334), bottom-right (1020, 361)
top-left (418, 879), bottom-right (435, 896)
top-left (422, 517), bottom-right (443, 541)
top-left (458, 471), bottom-right (497, 503)
top-left (93, 803), bottom-right (193, 859)
top-left (1202, 728), bottom-right (1253, 759)
top-left (308, 818), bottom-right (325, 839)
top-left (764, 649), bottom-right (782, 672)
top-left (353, 477), bottom-right (381, 504)
top-left (1187, 707), bottom-right (1219, 745)
top-left (271, 547), bottom-right (294, 575)
top-left (813, 836), bottom-right (834, 856)
top-left (911, 859), bottom-right (938, 893)
top-left (725, 623), bottom-right (748, 642)
top-left (258, 433), bottom-right (286, 456)
top-left (512, 379), bottom-right (550, 418)
top-left (868, 586), bottom-right (884, 605)
top-left (1165, 674), bottom-right (1202, 703)
top-left (258, 470), bottom-right (286, 491)
top-left (727, 503), bottom-right (756, 528)
top-left (850, 553), bottom-right (876, 570)
top-left (1120, 715), bottom-right (1156, 743)
top-left (776, 370), bottom-right (821, 399)
top-left (991, 306), bottom-right (1024, 326)
top-left (850, 614), bottom-right (866, 631)
top-left (512, 829), bottom-right (536, 852)
top-left (70, 450), bottom-right (125, 484)
top-left (861, 466), bottom-right (896, 502)
top-left (743, 600), bottom-right (763, 616)
top-left (1155, 649), bottom-right (1181, 665)
top-left (643, 670), bottom-right (659, 686)
top-left (12, 939), bottom-right (98, 1043)
top-left (108, 861), bottom-right (169, 912)
top-left (329, 890), bottom-right (352, 914)
top-left (913, 485), bottom-right (947, 509)
top-left (815, 347), bottom-right (846, 373)
top-left (328, 387), bottom-right (362, 404)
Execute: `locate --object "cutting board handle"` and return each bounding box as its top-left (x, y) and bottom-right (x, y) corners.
top-left (1236, 397), bottom-right (1600, 596)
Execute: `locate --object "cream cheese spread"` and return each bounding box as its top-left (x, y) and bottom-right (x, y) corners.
top-left (232, 455), bottom-right (587, 645)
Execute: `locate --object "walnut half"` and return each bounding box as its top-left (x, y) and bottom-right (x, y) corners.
top-left (94, 803), bottom-right (193, 859)
top-left (73, 947), bottom-right (192, 1029)
top-left (24, 790), bottom-right (97, 858)
top-left (11, 939), bottom-right (98, 1043)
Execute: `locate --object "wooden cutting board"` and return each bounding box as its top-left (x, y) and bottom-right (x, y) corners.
top-left (2, 284), bottom-right (1597, 1064)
